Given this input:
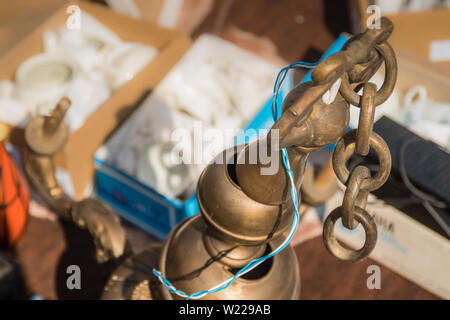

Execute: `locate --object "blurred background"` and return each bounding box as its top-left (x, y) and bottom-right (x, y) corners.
top-left (0, 0), bottom-right (449, 300)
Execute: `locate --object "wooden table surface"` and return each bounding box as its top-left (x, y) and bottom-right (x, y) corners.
top-left (13, 215), bottom-right (437, 300)
top-left (2, 0), bottom-right (438, 300)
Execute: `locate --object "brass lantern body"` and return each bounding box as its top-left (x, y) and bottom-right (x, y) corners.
top-left (106, 76), bottom-right (347, 301)
top-left (159, 215), bottom-right (300, 300)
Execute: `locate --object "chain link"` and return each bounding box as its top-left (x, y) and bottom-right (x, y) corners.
top-left (322, 25), bottom-right (397, 262)
top-left (356, 82), bottom-right (377, 156)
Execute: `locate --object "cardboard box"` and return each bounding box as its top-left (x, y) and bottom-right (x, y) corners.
top-left (0, 0), bottom-right (191, 199)
top-left (105, 0), bottom-right (212, 34)
top-left (394, 48), bottom-right (450, 102)
top-left (325, 190), bottom-right (450, 299)
top-left (351, 0), bottom-right (450, 68)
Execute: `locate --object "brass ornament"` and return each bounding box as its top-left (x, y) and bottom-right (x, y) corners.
top-left (100, 17), bottom-right (397, 298)
top-left (131, 280), bottom-right (152, 300)
top-left (323, 206), bottom-right (377, 262)
top-left (22, 98), bottom-right (127, 265)
top-left (24, 97), bottom-right (70, 155)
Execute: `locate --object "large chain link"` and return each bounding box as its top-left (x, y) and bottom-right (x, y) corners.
top-left (321, 20), bottom-right (397, 262)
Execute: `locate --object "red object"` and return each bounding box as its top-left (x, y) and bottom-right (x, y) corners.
top-left (0, 141), bottom-right (29, 248)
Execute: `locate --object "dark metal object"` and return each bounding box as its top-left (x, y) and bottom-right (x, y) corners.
top-left (355, 82), bottom-right (377, 156)
top-left (0, 253), bottom-right (21, 299)
top-left (102, 244), bottom-right (163, 300)
top-left (341, 166), bottom-right (370, 230)
top-left (322, 19), bottom-right (396, 260)
top-left (311, 17), bottom-right (394, 85)
top-left (22, 98), bottom-right (127, 264)
top-left (332, 129), bottom-right (391, 192)
top-left (339, 42), bottom-right (397, 107)
top-left (323, 206), bottom-right (377, 262)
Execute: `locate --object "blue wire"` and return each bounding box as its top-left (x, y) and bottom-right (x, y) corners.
top-left (153, 60), bottom-right (319, 300)
top-left (272, 61), bottom-right (318, 119)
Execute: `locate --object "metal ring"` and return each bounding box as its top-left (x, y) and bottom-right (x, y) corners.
top-left (323, 206), bottom-right (377, 262)
top-left (332, 129), bottom-right (391, 191)
top-left (341, 166), bottom-right (370, 229)
top-left (356, 82), bottom-right (376, 156)
top-left (339, 41), bottom-right (397, 107)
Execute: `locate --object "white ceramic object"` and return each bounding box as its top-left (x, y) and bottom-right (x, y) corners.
top-left (400, 85), bottom-right (450, 149)
top-left (55, 11), bottom-right (122, 77)
top-left (63, 76), bottom-right (111, 132)
top-left (0, 98), bottom-right (29, 127)
top-left (116, 145), bottom-right (138, 176)
top-left (59, 27), bottom-right (113, 76)
top-left (14, 53), bottom-right (75, 114)
top-left (403, 85), bottom-right (427, 108)
top-left (154, 35), bottom-right (278, 126)
top-left (77, 10), bottom-right (122, 47)
top-left (42, 29), bottom-right (62, 55)
top-left (103, 43), bottom-right (158, 90)
top-left (136, 142), bottom-right (192, 198)
top-left (0, 80), bottom-right (14, 99)
top-left (33, 76), bottom-right (111, 132)
top-left (101, 34), bottom-right (282, 199)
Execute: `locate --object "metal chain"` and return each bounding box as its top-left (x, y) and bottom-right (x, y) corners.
top-left (321, 25), bottom-right (397, 262)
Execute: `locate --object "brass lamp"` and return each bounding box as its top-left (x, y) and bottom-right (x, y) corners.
top-left (22, 17), bottom-right (396, 300)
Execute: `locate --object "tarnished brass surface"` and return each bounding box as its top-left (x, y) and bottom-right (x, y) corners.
top-left (197, 147), bottom-right (296, 244)
top-left (311, 17), bottom-right (394, 85)
top-left (234, 142), bottom-right (307, 206)
top-left (231, 17), bottom-right (395, 263)
top-left (131, 280), bottom-right (152, 300)
top-left (347, 48), bottom-right (382, 84)
top-left (72, 199), bottom-right (126, 263)
top-left (323, 206), bottom-right (377, 262)
top-left (339, 42), bottom-right (397, 107)
top-left (270, 82), bottom-right (336, 149)
top-left (158, 215), bottom-right (300, 300)
top-left (322, 21), bottom-right (396, 260)
top-left (332, 129), bottom-right (391, 192)
top-left (23, 149), bottom-right (72, 217)
top-left (23, 98), bottom-right (127, 264)
top-left (280, 82), bottom-right (350, 149)
top-left (341, 166), bottom-right (371, 229)
top-left (203, 233), bottom-right (266, 268)
top-left (25, 98), bottom-right (70, 155)
top-left (234, 81), bottom-right (349, 206)
top-left (102, 243), bottom-right (164, 300)
top-left (355, 82), bottom-right (377, 156)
